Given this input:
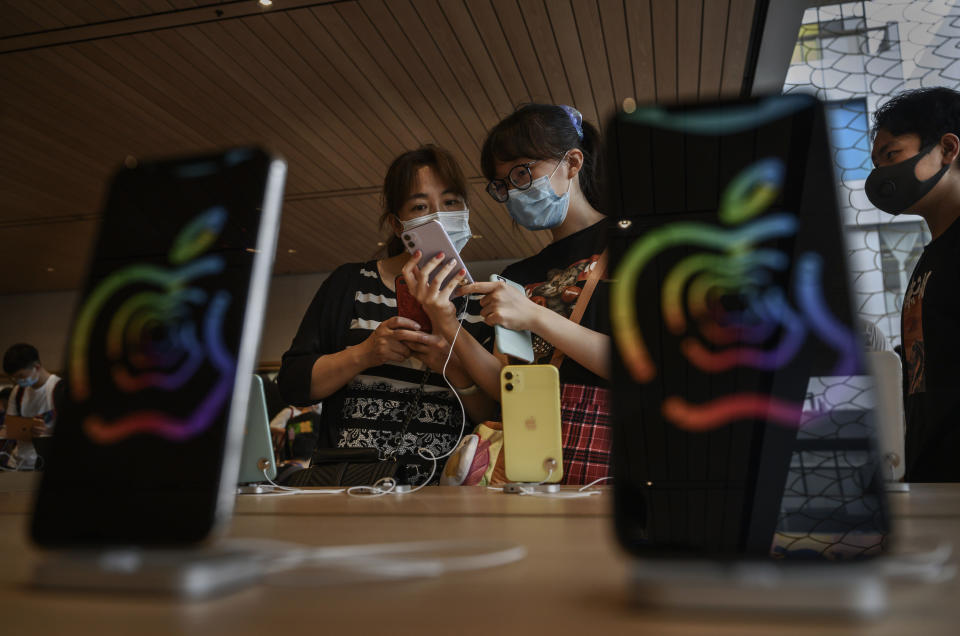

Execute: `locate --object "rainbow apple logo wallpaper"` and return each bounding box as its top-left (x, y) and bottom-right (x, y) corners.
top-left (69, 206), bottom-right (236, 443)
top-left (611, 158), bottom-right (858, 433)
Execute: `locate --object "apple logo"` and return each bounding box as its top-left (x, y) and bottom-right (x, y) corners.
top-left (525, 416), bottom-right (537, 431)
top-left (70, 206), bottom-right (237, 443)
top-left (611, 157), bottom-right (858, 433)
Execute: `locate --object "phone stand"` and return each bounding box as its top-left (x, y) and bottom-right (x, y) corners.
top-left (33, 545), bottom-right (265, 600)
top-left (630, 559), bottom-right (887, 618)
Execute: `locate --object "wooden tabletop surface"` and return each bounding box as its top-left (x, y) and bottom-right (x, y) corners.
top-left (0, 471), bottom-right (958, 635)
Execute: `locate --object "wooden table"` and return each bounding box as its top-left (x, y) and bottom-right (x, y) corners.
top-left (0, 471), bottom-right (958, 635)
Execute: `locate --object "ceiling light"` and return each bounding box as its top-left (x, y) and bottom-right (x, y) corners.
top-left (46, 267), bottom-right (55, 272)
top-left (287, 248), bottom-right (297, 254)
top-left (259, 0), bottom-right (273, 6)
top-left (471, 234), bottom-right (484, 239)
top-left (376, 241), bottom-right (386, 247)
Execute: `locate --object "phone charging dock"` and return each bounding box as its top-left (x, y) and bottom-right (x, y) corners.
top-left (33, 546), bottom-right (265, 600)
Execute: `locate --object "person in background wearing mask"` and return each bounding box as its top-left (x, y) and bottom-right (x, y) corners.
top-left (3, 343), bottom-right (61, 468)
top-left (405, 104), bottom-right (612, 484)
top-left (278, 146), bottom-right (495, 486)
top-left (866, 87), bottom-right (960, 482)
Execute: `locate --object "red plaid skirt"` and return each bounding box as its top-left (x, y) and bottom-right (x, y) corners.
top-left (559, 383), bottom-right (612, 485)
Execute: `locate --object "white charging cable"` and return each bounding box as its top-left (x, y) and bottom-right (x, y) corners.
top-left (488, 474), bottom-right (610, 498)
top-left (224, 536), bottom-right (527, 584)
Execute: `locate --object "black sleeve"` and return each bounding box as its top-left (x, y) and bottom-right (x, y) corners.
top-left (277, 264), bottom-right (358, 407)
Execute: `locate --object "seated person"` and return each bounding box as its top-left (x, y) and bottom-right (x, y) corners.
top-left (867, 87), bottom-right (960, 481)
top-left (2, 343), bottom-right (61, 469)
top-left (275, 429), bottom-right (319, 485)
top-left (277, 146), bottom-right (495, 486)
top-left (269, 403), bottom-right (322, 461)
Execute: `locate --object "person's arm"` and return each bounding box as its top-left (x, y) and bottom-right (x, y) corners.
top-left (461, 280), bottom-right (611, 380)
top-left (401, 252), bottom-right (504, 402)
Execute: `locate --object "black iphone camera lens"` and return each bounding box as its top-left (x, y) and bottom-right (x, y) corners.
top-left (505, 383), bottom-right (513, 391)
top-left (505, 372), bottom-right (513, 380)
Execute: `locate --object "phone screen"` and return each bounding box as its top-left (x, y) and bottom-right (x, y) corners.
top-left (32, 148), bottom-right (282, 546)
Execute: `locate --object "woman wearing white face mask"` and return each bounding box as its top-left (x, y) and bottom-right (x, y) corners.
top-left (407, 104), bottom-right (612, 485)
top-left (278, 146), bottom-right (496, 485)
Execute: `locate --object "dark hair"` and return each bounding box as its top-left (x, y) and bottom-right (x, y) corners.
top-left (378, 145), bottom-right (469, 257)
top-left (480, 103), bottom-right (604, 211)
top-left (3, 343), bottom-right (39, 375)
top-left (873, 87), bottom-right (960, 161)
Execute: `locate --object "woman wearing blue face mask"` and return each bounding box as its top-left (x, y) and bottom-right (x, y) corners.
top-left (407, 104), bottom-right (612, 484)
top-left (278, 145), bottom-right (496, 485)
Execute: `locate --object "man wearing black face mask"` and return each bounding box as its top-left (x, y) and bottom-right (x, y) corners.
top-left (867, 87), bottom-right (960, 482)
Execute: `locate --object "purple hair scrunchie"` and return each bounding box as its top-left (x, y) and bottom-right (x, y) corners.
top-left (560, 105), bottom-right (584, 140)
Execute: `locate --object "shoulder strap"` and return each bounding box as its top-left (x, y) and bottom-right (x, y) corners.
top-left (549, 249), bottom-right (609, 368)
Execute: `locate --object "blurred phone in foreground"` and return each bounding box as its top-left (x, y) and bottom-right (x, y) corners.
top-left (500, 365), bottom-right (563, 483)
top-left (32, 148), bottom-right (285, 547)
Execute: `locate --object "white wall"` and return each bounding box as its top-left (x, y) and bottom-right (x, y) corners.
top-left (0, 259), bottom-right (516, 373)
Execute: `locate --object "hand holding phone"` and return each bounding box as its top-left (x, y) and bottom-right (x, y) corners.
top-left (401, 220), bottom-right (473, 292)
top-left (490, 275), bottom-right (535, 362)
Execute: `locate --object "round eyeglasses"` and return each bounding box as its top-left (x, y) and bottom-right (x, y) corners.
top-left (485, 160), bottom-right (540, 203)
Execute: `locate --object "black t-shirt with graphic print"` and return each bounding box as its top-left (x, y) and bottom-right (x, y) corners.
top-left (499, 219), bottom-right (611, 387)
top-left (901, 216), bottom-right (960, 482)
top-left (277, 260), bottom-right (491, 485)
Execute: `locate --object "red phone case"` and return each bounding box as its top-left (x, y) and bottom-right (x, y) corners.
top-left (395, 277), bottom-right (432, 333)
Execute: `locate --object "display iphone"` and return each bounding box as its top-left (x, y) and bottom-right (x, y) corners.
top-left (402, 220), bottom-right (473, 293)
top-left (237, 375), bottom-right (278, 484)
top-left (489, 275), bottom-right (535, 362)
top-left (31, 148), bottom-right (285, 546)
top-left (395, 276), bottom-right (432, 333)
top-left (500, 365), bottom-right (563, 483)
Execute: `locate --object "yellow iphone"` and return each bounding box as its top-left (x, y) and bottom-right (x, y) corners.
top-left (500, 365), bottom-right (563, 483)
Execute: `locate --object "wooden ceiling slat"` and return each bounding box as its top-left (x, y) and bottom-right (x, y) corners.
top-left (309, 5), bottom-right (435, 154)
top-left (465, 0), bottom-right (532, 107)
top-left (677, 0), bottom-right (703, 102)
top-left (489, 0), bottom-right (550, 103)
top-left (35, 40), bottom-right (215, 150)
top-left (413, 0), bottom-right (503, 133)
top-left (138, 28), bottom-right (315, 194)
top-left (170, 24), bottom-right (342, 192)
top-left (699, 0), bottom-right (729, 100)
top-left (596, 0), bottom-right (634, 108)
top-left (291, 8), bottom-right (418, 157)
top-left (227, 16), bottom-right (378, 187)
top-left (386, 0), bottom-right (492, 142)
top-left (342, 0), bottom-right (482, 169)
top-left (0, 46), bottom-right (195, 162)
top-left (198, 21), bottom-right (358, 190)
top-left (0, 2), bottom-right (44, 38)
top-left (650, 0), bottom-right (677, 104)
top-left (0, 0), bottom-right (764, 293)
top-left (517, 0), bottom-right (574, 107)
top-left (624, 0), bottom-right (656, 104)
top-left (545, 0), bottom-right (602, 129)
top-left (436, 0), bottom-right (515, 122)
top-left (7, 1), bottom-right (74, 32)
top-left (569, 0), bottom-right (617, 125)
top-left (261, 11), bottom-right (397, 173)
top-left (720, 0), bottom-right (756, 97)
